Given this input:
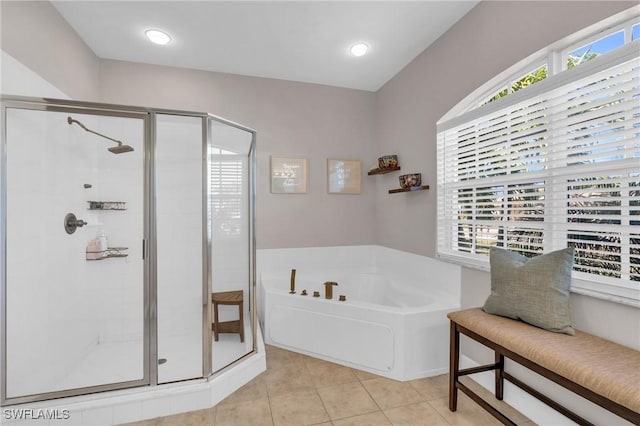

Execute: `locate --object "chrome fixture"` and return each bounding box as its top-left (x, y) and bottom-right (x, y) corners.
top-left (324, 281), bottom-right (338, 299)
top-left (67, 116), bottom-right (134, 154)
top-left (64, 212), bottom-right (87, 234)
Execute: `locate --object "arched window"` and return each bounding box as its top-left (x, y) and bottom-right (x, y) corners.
top-left (436, 8), bottom-right (640, 306)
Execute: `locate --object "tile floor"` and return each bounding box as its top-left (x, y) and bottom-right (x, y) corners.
top-left (127, 345), bottom-right (535, 426)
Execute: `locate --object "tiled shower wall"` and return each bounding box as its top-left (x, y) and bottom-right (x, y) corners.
top-left (5, 108), bottom-right (145, 397)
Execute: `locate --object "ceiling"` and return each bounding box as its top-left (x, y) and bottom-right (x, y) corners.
top-left (52, 1), bottom-right (478, 92)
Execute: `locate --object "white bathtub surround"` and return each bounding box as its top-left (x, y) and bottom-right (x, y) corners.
top-left (259, 245), bottom-right (461, 381)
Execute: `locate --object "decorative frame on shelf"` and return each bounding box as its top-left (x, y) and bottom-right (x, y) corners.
top-left (327, 159), bottom-right (362, 195)
top-left (270, 156), bottom-right (308, 194)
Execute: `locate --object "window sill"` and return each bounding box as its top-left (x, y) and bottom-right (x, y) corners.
top-left (570, 279), bottom-right (639, 308)
top-left (437, 253), bottom-right (640, 308)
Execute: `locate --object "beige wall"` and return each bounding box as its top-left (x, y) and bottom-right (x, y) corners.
top-left (98, 60), bottom-right (378, 249)
top-left (0, 1), bottom-right (99, 100)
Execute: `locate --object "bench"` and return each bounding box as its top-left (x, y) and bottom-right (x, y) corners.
top-left (448, 308), bottom-right (640, 425)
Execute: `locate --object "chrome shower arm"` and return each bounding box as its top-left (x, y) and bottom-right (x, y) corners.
top-left (67, 116), bottom-right (124, 146)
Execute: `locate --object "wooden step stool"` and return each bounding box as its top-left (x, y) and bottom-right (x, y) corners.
top-left (212, 290), bottom-right (244, 342)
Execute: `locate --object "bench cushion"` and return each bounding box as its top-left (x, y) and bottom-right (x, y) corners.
top-left (448, 308), bottom-right (640, 413)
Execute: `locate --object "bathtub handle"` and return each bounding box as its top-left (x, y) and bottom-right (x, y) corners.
top-left (323, 281), bottom-right (338, 299)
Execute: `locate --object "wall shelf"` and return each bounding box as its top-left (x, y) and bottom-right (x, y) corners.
top-left (86, 247), bottom-right (128, 261)
top-left (368, 166), bottom-right (401, 176)
top-left (87, 201), bottom-right (126, 211)
top-left (86, 253), bottom-right (128, 261)
top-left (388, 185), bottom-right (430, 194)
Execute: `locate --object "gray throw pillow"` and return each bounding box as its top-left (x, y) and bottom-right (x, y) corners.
top-left (483, 247), bottom-right (575, 335)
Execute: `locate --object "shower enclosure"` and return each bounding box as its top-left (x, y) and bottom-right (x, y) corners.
top-left (0, 96), bottom-right (257, 405)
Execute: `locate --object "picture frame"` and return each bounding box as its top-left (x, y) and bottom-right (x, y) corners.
top-left (270, 156), bottom-right (308, 194)
top-left (327, 159), bottom-right (361, 194)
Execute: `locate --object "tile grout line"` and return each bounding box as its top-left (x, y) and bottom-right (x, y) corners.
top-left (407, 377), bottom-right (456, 425)
top-left (312, 388), bottom-right (332, 426)
top-left (265, 379), bottom-right (275, 426)
top-left (303, 354), bottom-right (333, 425)
top-left (426, 399), bottom-right (455, 426)
top-left (357, 376), bottom-right (387, 422)
top-left (305, 357), bottom-right (380, 425)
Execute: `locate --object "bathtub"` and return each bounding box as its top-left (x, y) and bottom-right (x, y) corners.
top-left (258, 245), bottom-right (461, 381)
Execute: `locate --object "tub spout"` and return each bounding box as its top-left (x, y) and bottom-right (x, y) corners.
top-left (290, 269), bottom-right (296, 294)
top-left (324, 281), bottom-right (338, 299)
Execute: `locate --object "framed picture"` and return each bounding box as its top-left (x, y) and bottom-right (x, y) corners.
top-left (327, 159), bottom-right (361, 194)
top-left (270, 156), bottom-right (308, 194)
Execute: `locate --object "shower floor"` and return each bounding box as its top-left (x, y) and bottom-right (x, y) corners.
top-left (22, 323), bottom-right (253, 398)
top-left (56, 340), bottom-right (143, 393)
top-left (212, 321), bottom-right (254, 371)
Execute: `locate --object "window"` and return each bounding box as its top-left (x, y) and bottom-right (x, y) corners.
top-left (566, 30), bottom-right (624, 70)
top-left (484, 64), bottom-right (548, 105)
top-left (474, 15), bottom-right (638, 111)
top-left (437, 12), bottom-right (640, 306)
top-left (210, 148), bottom-right (247, 238)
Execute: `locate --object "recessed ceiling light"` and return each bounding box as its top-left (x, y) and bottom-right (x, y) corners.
top-left (350, 43), bottom-right (368, 57)
top-left (145, 29), bottom-right (171, 45)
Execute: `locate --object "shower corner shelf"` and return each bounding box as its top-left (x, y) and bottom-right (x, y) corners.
top-left (87, 201), bottom-right (127, 211)
top-left (86, 247), bottom-right (128, 261)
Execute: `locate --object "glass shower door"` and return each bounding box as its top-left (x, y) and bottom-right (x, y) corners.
top-left (209, 117), bottom-right (256, 371)
top-left (156, 113), bottom-right (204, 383)
top-left (2, 106), bottom-right (148, 402)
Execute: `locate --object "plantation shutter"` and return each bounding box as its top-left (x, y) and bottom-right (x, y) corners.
top-left (211, 154), bottom-right (246, 237)
top-left (437, 42), bottom-right (640, 296)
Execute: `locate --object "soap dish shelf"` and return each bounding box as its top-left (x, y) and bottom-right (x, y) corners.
top-left (88, 201), bottom-right (127, 211)
top-left (86, 247), bottom-right (128, 261)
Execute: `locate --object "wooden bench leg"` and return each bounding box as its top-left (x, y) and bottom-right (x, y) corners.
top-left (213, 301), bottom-right (219, 341)
top-left (495, 352), bottom-right (504, 400)
top-left (239, 301), bottom-right (244, 343)
top-left (449, 320), bottom-right (460, 411)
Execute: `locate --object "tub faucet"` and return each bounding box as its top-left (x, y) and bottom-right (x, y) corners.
top-left (324, 281), bottom-right (338, 299)
top-left (290, 269), bottom-right (296, 294)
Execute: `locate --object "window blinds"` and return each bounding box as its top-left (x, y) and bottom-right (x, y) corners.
top-left (210, 155), bottom-right (246, 238)
top-left (437, 42), bottom-right (639, 295)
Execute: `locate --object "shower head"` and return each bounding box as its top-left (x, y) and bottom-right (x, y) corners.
top-left (108, 143), bottom-right (134, 154)
top-left (67, 116), bottom-right (134, 154)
